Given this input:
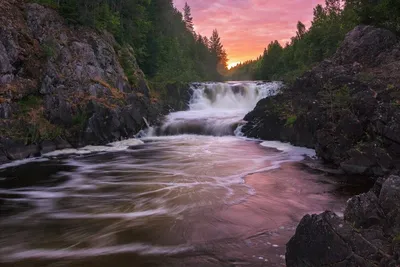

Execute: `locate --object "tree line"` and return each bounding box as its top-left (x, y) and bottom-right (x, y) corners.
top-left (32, 0), bottom-right (228, 82)
top-left (228, 0), bottom-right (400, 82)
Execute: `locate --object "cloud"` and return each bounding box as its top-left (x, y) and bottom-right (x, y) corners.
top-left (174, 0), bottom-right (325, 64)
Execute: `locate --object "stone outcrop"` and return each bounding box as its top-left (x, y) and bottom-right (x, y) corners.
top-left (0, 0), bottom-right (191, 162)
top-left (241, 25), bottom-right (400, 267)
top-left (286, 175), bottom-right (400, 267)
top-left (243, 25), bottom-right (400, 178)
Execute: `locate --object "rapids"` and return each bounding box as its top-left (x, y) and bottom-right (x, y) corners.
top-left (152, 81), bottom-right (281, 136)
top-left (0, 82), bottom-right (365, 267)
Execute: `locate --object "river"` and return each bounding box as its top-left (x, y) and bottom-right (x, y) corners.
top-left (0, 82), bottom-right (365, 267)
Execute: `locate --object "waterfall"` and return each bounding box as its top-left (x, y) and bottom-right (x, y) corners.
top-left (153, 81), bottom-right (282, 136)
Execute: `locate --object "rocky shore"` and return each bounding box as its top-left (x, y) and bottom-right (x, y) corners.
top-left (0, 0), bottom-right (191, 164)
top-left (243, 25), bottom-right (400, 266)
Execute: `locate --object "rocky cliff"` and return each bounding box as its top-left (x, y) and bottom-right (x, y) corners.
top-left (0, 0), bottom-right (191, 163)
top-left (286, 174), bottom-right (400, 266)
top-left (243, 25), bottom-right (400, 178)
top-left (242, 25), bottom-right (400, 266)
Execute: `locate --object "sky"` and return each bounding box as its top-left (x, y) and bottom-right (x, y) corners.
top-left (174, 0), bottom-right (325, 68)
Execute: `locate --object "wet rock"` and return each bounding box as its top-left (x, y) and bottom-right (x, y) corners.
top-left (0, 0), bottom-right (191, 161)
top-left (286, 175), bottom-right (400, 267)
top-left (286, 211), bottom-right (378, 267)
top-left (344, 191), bottom-right (384, 229)
top-left (243, 25), bottom-right (400, 178)
top-left (53, 137), bottom-right (72, 150)
top-left (0, 150), bottom-right (10, 164)
top-left (40, 140), bottom-right (57, 154)
top-left (379, 175), bottom-right (400, 234)
top-left (341, 145), bottom-right (393, 176)
top-left (2, 139), bottom-right (40, 160)
top-left (334, 25), bottom-right (398, 66)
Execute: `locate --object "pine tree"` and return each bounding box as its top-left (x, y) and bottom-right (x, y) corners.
top-left (296, 21), bottom-right (306, 39)
top-left (209, 29), bottom-right (228, 76)
top-left (183, 2), bottom-right (194, 33)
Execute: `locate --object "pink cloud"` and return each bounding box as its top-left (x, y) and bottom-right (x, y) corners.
top-left (174, 0), bottom-right (325, 65)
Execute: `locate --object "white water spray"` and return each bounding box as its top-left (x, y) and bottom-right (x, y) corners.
top-left (155, 81), bottom-right (281, 136)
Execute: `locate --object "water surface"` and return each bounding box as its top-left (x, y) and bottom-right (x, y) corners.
top-left (0, 82), bottom-right (362, 266)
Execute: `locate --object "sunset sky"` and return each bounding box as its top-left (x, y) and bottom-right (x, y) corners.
top-left (174, 0), bottom-right (325, 68)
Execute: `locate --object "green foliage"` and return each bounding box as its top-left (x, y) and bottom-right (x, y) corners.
top-left (18, 95), bottom-right (42, 113)
top-left (285, 115), bottom-right (298, 127)
top-left (346, 0), bottom-right (400, 33)
top-left (41, 40), bottom-right (56, 59)
top-left (229, 0), bottom-right (359, 82)
top-left (230, 0), bottom-right (400, 82)
top-left (393, 234), bottom-right (400, 243)
top-left (319, 85), bottom-right (352, 121)
top-left (93, 4), bottom-right (121, 35)
top-left (119, 47), bottom-right (139, 87)
top-left (16, 95), bottom-right (62, 143)
top-left (31, 0), bottom-right (58, 8)
top-left (72, 111), bottom-right (88, 129)
top-left (357, 72), bottom-right (375, 83)
top-left (31, 0), bottom-right (226, 83)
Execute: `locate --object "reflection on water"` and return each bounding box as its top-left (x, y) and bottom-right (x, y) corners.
top-left (0, 135), bottom-right (361, 267)
top-left (0, 82), bottom-right (367, 266)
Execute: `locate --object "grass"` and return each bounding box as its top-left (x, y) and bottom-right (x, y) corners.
top-left (41, 40), bottom-right (57, 59)
top-left (72, 111), bottom-right (88, 129)
top-left (393, 234), bottom-right (400, 243)
top-left (119, 47), bottom-right (139, 87)
top-left (285, 115), bottom-right (298, 127)
top-left (356, 72), bottom-right (375, 83)
top-left (3, 95), bottom-right (64, 144)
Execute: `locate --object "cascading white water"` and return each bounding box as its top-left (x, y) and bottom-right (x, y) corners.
top-left (154, 81), bottom-right (282, 136)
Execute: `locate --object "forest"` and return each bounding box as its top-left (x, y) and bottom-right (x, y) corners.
top-left (31, 0), bottom-right (400, 84)
top-left (32, 0), bottom-right (228, 82)
top-left (227, 0), bottom-right (400, 82)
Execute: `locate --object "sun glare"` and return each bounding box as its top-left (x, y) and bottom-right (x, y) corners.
top-left (228, 62), bottom-right (240, 69)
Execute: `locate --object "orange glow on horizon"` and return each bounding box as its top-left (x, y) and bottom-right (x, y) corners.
top-left (175, 0), bottom-right (325, 64)
top-left (228, 61), bottom-right (240, 69)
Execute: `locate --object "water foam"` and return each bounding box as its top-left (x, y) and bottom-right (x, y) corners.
top-left (154, 81), bottom-right (282, 136)
top-left (1, 244), bottom-right (192, 261)
top-left (44, 139), bottom-right (144, 157)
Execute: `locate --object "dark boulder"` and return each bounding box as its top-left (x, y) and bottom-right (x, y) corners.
top-left (1, 139), bottom-right (40, 160)
top-left (379, 175), bottom-right (400, 234)
top-left (286, 176), bottom-right (400, 267)
top-left (333, 25), bottom-right (398, 66)
top-left (344, 191), bottom-right (384, 229)
top-left (0, 0), bottom-right (191, 159)
top-left (243, 25), bottom-right (400, 178)
top-left (286, 211), bottom-right (378, 267)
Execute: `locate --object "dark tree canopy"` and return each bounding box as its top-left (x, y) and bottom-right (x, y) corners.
top-left (228, 0), bottom-right (400, 82)
top-left (183, 2), bottom-right (194, 33)
top-left (210, 29), bottom-right (228, 76)
top-left (33, 0), bottom-right (227, 82)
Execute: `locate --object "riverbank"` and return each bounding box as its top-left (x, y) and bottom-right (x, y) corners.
top-left (242, 25), bottom-right (400, 266)
top-left (0, 137), bottom-right (370, 267)
top-left (0, 0), bottom-right (192, 164)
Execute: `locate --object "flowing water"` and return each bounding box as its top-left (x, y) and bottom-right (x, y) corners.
top-left (0, 82), bottom-right (365, 267)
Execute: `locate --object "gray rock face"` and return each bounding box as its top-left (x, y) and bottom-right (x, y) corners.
top-left (243, 25), bottom-right (400, 177)
top-left (344, 191), bottom-right (384, 229)
top-left (334, 25), bottom-right (399, 65)
top-left (379, 175), bottom-right (400, 233)
top-left (286, 176), bottom-right (400, 267)
top-left (286, 212), bottom-right (378, 267)
top-left (0, 0), bottom-right (191, 160)
top-left (2, 139), bottom-right (40, 160)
